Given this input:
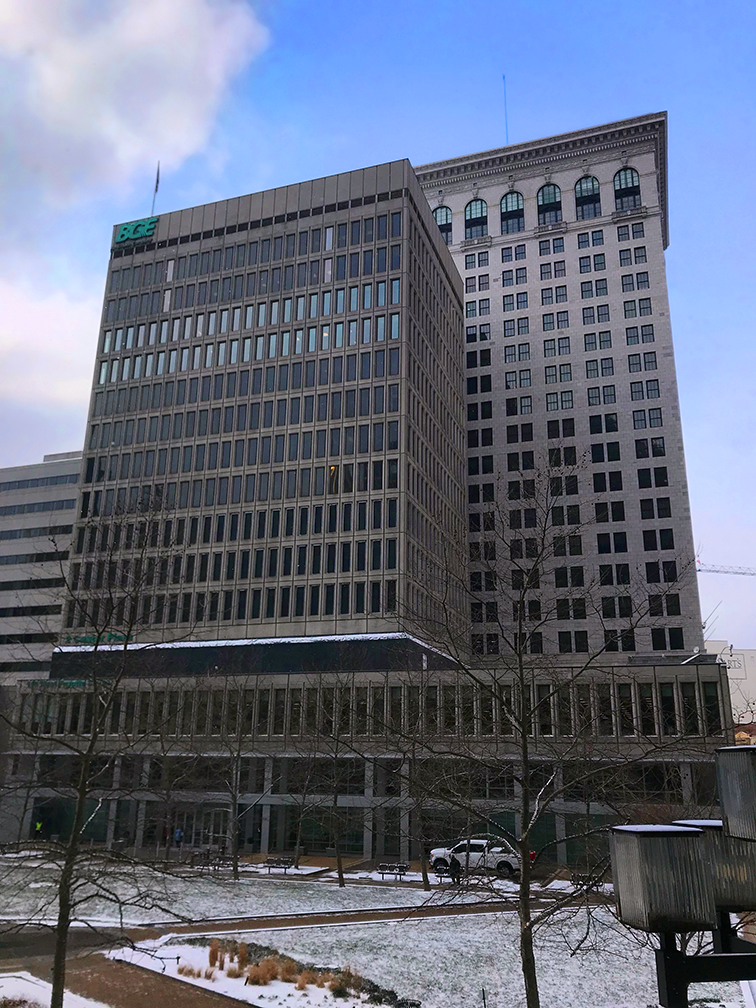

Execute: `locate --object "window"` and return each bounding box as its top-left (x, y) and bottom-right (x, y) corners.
top-left (581, 281), bottom-right (593, 299)
top-left (537, 184), bottom-right (562, 225)
top-left (622, 275), bottom-right (635, 292)
top-left (501, 191), bottom-right (525, 233)
top-left (433, 206), bottom-right (452, 245)
top-left (636, 272), bottom-right (650, 289)
top-left (614, 167), bottom-right (641, 211)
top-left (634, 246), bottom-right (647, 263)
top-left (575, 176), bottom-right (601, 219)
top-left (620, 249), bottom-right (632, 267)
top-left (465, 199), bottom-right (488, 238)
top-left (557, 311), bottom-right (569, 329)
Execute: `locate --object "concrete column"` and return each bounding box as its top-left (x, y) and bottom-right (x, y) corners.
top-left (260, 756), bottom-right (274, 854)
top-left (259, 805), bottom-right (271, 855)
top-left (105, 800), bottom-right (117, 849)
top-left (363, 760), bottom-right (374, 859)
top-left (134, 800), bottom-right (146, 850)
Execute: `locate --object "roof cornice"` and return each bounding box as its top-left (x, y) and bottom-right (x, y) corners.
top-left (414, 113), bottom-right (669, 248)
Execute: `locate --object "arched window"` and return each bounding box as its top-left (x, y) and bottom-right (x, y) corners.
top-left (500, 192), bottom-right (525, 234)
top-left (575, 176), bottom-right (601, 220)
top-left (465, 199), bottom-right (488, 239)
top-left (614, 168), bottom-right (641, 211)
top-left (433, 206), bottom-right (453, 245)
top-left (537, 184), bottom-right (562, 225)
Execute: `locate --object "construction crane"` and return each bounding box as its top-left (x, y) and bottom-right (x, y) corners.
top-left (697, 563), bottom-right (756, 577)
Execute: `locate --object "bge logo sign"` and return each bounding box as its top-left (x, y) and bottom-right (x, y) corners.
top-left (115, 217), bottom-right (159, 243)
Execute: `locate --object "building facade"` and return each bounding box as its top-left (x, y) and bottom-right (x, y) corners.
top-left (416, 112), bottom-right (704, 659)
top-left (73, 160), bottom-right (465, 642)
top-left (1, 118), bottom-right (733, 861)
top-left (0, 451), bottom-right (81, 683)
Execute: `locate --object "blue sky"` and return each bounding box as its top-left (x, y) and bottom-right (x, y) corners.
top-left (0, 0), bottom-right (753, 644)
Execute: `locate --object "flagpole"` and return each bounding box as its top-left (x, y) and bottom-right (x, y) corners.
top-left (502, 75), bottom-right (509, 145)
top-left (151, 161), bottom-right (160, 216)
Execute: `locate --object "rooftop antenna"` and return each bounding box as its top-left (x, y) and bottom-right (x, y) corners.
top-left (151, 161), bottom-right (160, 216)
top-left (502, 75), bottom-right (510, 145)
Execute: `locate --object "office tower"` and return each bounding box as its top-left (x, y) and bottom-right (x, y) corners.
top-left (4, 120), bottom-right (730, 859)
top-left (416, 112), bottom-right (704, 658)
top-left (74, 161), bottom-right (465, 642)
top-left (0, 451), bottom-right (81, 682)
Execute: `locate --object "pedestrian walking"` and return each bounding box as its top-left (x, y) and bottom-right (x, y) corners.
top-left (449, 854), bottom-right (462, 886)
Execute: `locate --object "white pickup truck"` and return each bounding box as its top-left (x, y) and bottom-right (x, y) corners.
top-left (429, 836), bottom-right (520, 877)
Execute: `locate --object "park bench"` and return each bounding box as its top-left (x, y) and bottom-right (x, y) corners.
top-left (376, 862), bottom-right (409, 880)
top-left (264, 856), bottom-right (296, 873)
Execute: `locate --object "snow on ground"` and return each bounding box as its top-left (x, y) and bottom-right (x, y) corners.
top-left (110, 945), bottom-right (370, 1008)
top-left (0, 865), bottom-right (480, 927)
top-left (0, 971), bottom-right (111, 1008)
top-left (203, 909), bottom-right (745, 1008)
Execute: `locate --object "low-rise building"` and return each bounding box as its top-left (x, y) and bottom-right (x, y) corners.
top-left (0, 452), bottom-right (80, 683)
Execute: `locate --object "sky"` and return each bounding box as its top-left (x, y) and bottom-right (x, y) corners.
top-left (0, 0), bottom-right (753, 644)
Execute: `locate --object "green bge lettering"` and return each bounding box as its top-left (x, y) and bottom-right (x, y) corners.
top-left (115, 217), bottom-right (159, 243)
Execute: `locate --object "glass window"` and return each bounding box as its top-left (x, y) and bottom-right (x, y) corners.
top-left (575, 176), bottom-right (601, 220)
top-left (465, 199), bottom-right (488, 239)
top-left (614, 167), bottom-right (641, 211)
top-left (433, 206), bottom-right (452, 245)
top-left (537, 184), bottom-right (562, 225)
top-left (500, 191), bottom-right (525, 233)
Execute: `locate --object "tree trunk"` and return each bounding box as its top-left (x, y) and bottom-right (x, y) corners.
top-left (419, 850), bottom-right (431, 891)
top-left (334, 833), bottom-right (345, 887)
top-left (293, 805), bottom-right (305, 869)
top-left (50, 851), bottom-right (74, 1008)
top-left (230, 800), bottom-right (240, 881)
top-left (50, 756), bottom-right (90, 1008)
top-left (517, 838), bottom-right (540, 1008)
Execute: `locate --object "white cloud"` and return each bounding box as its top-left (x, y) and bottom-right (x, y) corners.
top-left (0, 0), bottom-right (268, 205)
top-left (0, 278), bottom-right (100, 407)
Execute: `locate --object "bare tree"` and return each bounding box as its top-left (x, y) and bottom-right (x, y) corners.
top-left (397, 462), bottom-right (729, 1008)
top-left (0, 509), bottom-right (201, 1008)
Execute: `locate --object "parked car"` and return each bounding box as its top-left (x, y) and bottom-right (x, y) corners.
top-left (429, 836), bottom-right (520, 877)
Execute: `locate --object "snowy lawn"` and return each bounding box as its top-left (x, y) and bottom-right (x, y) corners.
top-left (0, 865), bottom-right (480, 927)
top-left (199, 909), bottom-right (745, 1008)
top-left (0, 971), bottom-right (110, 1008)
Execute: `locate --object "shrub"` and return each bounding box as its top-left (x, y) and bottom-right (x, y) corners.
top-left (204, 968), bottom-right (217, 980)
top-left (208, 939), bottom-right (219, 968)
top-left (226, 967), bottom-right (243, 979)
top-left (297, 970), bottom-right (317, 989)
top-left (238, 943), bottom-right (249, 970)
top-left (259, 957), bottom-right (280, 983)
top-left (279, 958), bottom-right (298, 982)
top-left (329, 978), bottom-right (350, 998)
